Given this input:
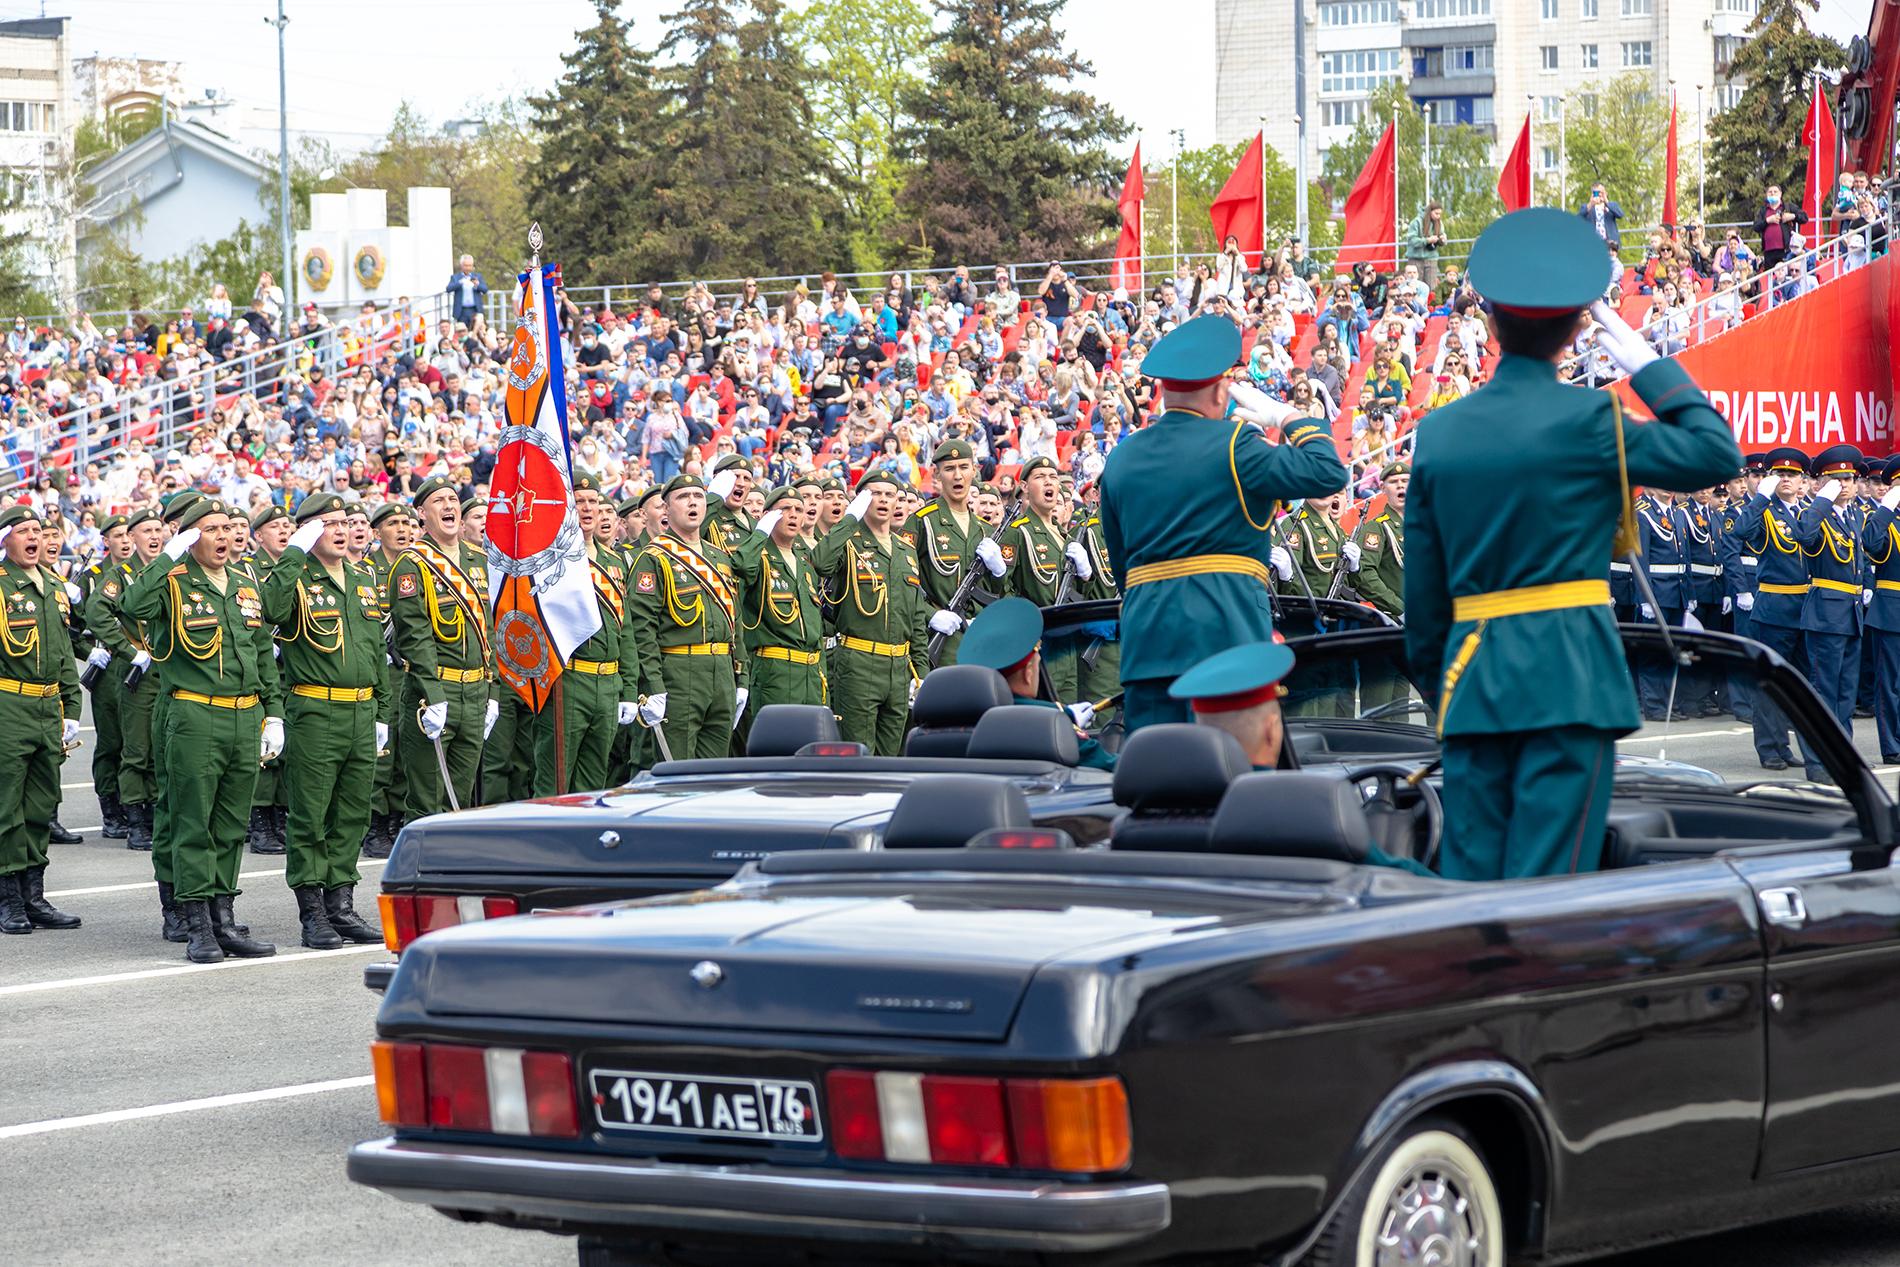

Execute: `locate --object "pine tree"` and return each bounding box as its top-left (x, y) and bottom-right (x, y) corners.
top-left (1706, 0), bottom-right (1844, 224)
top-left (894, 0), bottom-right (1128, 270)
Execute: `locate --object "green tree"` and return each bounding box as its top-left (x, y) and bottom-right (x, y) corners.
top-left (1528, 74), bottom-right (1672, 245)
top-left (1321, 82), bottom-right (1498, 261)
top-left (893, 0), bottom-right (1128, 270)
top-left (1139, 138), bottom-right (1329, 269)
top-left (1705, 0), bottom-right (1845, 224)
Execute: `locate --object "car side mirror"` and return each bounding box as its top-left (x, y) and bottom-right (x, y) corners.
top-left (1853, 774), bottom-right (1900, 870)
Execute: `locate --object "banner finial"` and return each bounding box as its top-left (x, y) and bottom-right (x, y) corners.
top-left (528, 221), bottom-right (543, 266)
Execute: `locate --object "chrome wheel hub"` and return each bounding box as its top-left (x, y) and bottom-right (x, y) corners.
top-left (1373, 1159), bottom-right (1487, 1267)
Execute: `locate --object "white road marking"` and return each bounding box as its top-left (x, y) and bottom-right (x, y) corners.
top-left (1618, 727), bottom-right (1751, 743)
top-left (48, 858), bottom-right (386, 898)
top-left (0, 1076), bottom-right (374, 1140)
top-left (0, 945), bottom-right (385, 998)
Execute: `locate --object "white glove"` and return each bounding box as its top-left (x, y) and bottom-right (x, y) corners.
top-left (64, 581), bottom-right (80, 604)
top-left (1686, 599), bottom-right (1697, 613)
top-left (1818, 479), bottom-right (1843, 504)
top-left (1065, 701), bottom-right (1096, 729)
top-left (618, 701), bottom-right (638, 726)
top-left (845, 489), bottom-right (874, 521)
top-left (85, 646), bottom-right (112, 672)
top-left (1882, 486), bottom-right (1900, 511)
top-left (0, 524), bottom-right (10, 549)
top-left (132, 650), bottom-right (152, 671)
top-left (974, 536), bottom-right (1006, 577)
top-left (1736, 592), bottom-right (1755, 612)
top-left (1226, 380), bottom-right (1298, 429)
top-left (928, 609), bottom-right (963, 635)
top-left (1270, 545), bottom-right (1294, 581)
top-left (707, 470), bottom-right (739, 502)
top-left (483, 698), bottom-right (499, 739)
top-left (1587, 301), bottom-right (1661, 376)
top-left (61, 718), bottom-right (79, 747)
top-left (1639, 602), bottom-right (1655, 620)
top-left (1865, 589), bottom-right (1876, 607)
top-left (287, 519), bottom-right (324, 553)
top-left (1721, 596), bottom-right (1732, 615)
top-left (908, 676), bottom-right (921, 706)
top-left (419, 700), bottom-right (448, 740)
top-left (260, 716), bottom-right (285, 762)
top-left (374, 721), bottom-right (389, 754)
top-left (639, 693), bottom-right (667, 726)
top-left (1758, 474), bottom-right (1781, 500)
top-left (1063, 540), bottom-right (1092, 581)
top-left (732, 687), bottom-right (748, 729)
top-left (1682, 608), bottom-right (1704, 633)
top-left (1342, 540), bottom-right (1362, 572)
top-left (163, 527), bottom-right (201, 561)
top-left (755, 508), bottom-right (783, 538)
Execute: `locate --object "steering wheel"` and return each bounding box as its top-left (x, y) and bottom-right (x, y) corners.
top-left (1345, 762), bottom-right (1444, 872)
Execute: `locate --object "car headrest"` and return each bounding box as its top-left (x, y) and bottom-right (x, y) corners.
top-left (746, 705), bottom-right (840, 757)
top-left (883, 775), bottom-right (1033, 849)
top-left (910, 664), bottom-right (1011, 727)
top-left (965, 706), bottom-right (1080, 765)
top-left (1208, 773), bottom-right (1370, 863)
top-left (1113, 725), bottom-right (1251, 812)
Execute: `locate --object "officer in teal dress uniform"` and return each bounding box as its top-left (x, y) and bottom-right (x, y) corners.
top-left (1099, 315), bottom-right (1348, 734)
top-left (956, 597), bottom-right (1115, 772)
top-left (1862, 453), bottom-right (1900, 763)
top-left (1405, 208), bottom-right (1741, 881)
top-left (1797, 443), bottom-right (1867, 754)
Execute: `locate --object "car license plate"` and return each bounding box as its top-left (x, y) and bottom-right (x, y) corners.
top-left (588, 1068), bottom-right (823, 1142)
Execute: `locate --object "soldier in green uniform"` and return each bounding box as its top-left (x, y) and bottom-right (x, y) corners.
top-left (259, 493), bottom-right (388, 949)
top-left (78, 514), bottom-right (134, 838)
top-left (1067, 482), bottom-right (1123, 724)
top-left (94, 509), bottom-right (164, 853)
top-left (1273, 490), bottom-right (1349, 604)
top-left (957, 596), bottom-right (1115, 771)
top-left (810, 470), bottom-right (930, 754)
top-left (388, 477), bottom-right (498, 821)
top-left (999, 457), bottom-right (1092, 703)
top-left (1100, 314), bottom-right (1349, 732)
top-left (120, 498), bottom-right (282, 961)
top-left (732, 486), bottom-right (828, 715)
top-left (901, 439), bottom-right (988, 665)
top-left (629, 474), bottom-right (746, 759)
top-left (471, 490), bottom-right (534, 805)
top-left (363, 502), bottom-right (413, 856)
top-left (0, 506), bottom-right (83, 933)
top-left (1352, 463), bottom-right (1408, 620)
top-left (1405, 207), bottom-right (1741, 880)
top-left (143, 489), bottom-right (205, 923)
top-left (704, 454), bottom-right (756, 553)
top-left (245, 504), bottom-right (292, 855)
top-left (345, 501), bottom-right (373, 566)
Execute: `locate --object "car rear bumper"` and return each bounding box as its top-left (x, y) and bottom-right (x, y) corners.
top-left (364, 961), bottom-right (396, 993)
top-left (347, 1137), bottom-right (1171, 1253)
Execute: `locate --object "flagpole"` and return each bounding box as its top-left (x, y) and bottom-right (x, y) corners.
top-left (1696, 84), bottom-right (1705, 221)
top-left (1258, 119), bottom-right (1270, 270)
top-left (1559, 96), bottom-right (1568, 210)
top-left (1526, 94), bottom-right (1536, 208)
top-left (1137, 135), bottom-right (1146, 295)
top-left (1391, 106), bottom-right (1400, 271)
top-left (1170, 128), bottom-right (1181, 272)
top-left (1421, 103), bottom-right (1431, 206)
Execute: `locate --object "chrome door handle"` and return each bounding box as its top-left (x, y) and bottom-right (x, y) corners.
top-left (1759, 887), bottom-right (1807, 928)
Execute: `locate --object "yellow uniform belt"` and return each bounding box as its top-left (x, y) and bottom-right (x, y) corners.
top-left (754, 645), bottom-right (822, 665)
top-left (567, 658), bottom-right (619, 675)
top-left (433, 665), bottom-right (488, 683)
top-left (1452, 579), bottom-right (1611, 623)
top-left (1878, 580), bottom-right (1900, 593)
top-left (1812, 577), bottom-right (1861, 595)
top-left (0, 677), bottom-right (60, 698)
top-left (841, 637), bottom-right (911, 657)
top-left (290, 684), bottom-right (375, 703)
top-left (661, 642), bottom-right (731, 656)
top-left (1758, 582), bottom-right (1810, 595)
top-left (172, 690), bottom-right (261, 710)
top-left (1124, 553), bottom-right (1271, 588)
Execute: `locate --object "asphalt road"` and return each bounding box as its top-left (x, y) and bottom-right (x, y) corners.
top-left (13, 707), bottom-right (1900, 1267)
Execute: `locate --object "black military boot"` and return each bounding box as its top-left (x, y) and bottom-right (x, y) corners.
top-left (181, 899), bottom-right (223, 963)
top-left (323, 884), bottom-right (384, 944)
top-left (0, 874), bottom-right (33, 934)
top-left (294, 886), bottom-right (344, 950)
top-left (273, 806), bottom-right (291, 854)
top-left (47, 818), bottom-right (80, 845)
top-left (247, 807), bottom-right (284, 855)
top-left (20, 866), bottom-right (79, 929)
top-left (361, 812), bottom-right (391, 860)
top-left (212, 894), bottom-right (275, 958)
top-left (100, 793), bottom-right (128, 840)
top-left (155, 880), bottom-right (188, 943)
top-left (126, 802), bottom-right (153, 851)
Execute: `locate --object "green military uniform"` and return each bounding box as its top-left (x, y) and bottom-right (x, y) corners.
top-left (472, 489), bottom-right (535, 805)
top-left (388, 478), bottom-right (496, 819)
top-left (1000, 459), bottom-right (1081, 703)
top-left (629, 474), bottom-right (745, 760)
top-left (244, 505), bottom-right (291, 854)
top-left (732, 487), bottom-right (828, 717)
top-left (704, 454), bottom-right (755, 555)
top-left (1351, 468), bottom-right (1407, 620)
top-left (1067, 502), bottom-right (1123, 721)
top-left (258, 493), bottom-right (389, 947)
top-left (958, 596), bottom-right (1116, 772)
top-left (535, 528), bottom-right (638, 795)
top-left (364, 502), bottom-right (411, 851)
top-left (95, 511), bottom-right (164, 851)
top-left (78, 516), bottom-right (130, 837)
top-left (811, 471), bottom-right (930, 754)
top-left (1278, 502), bottom-right (1346, 602)
top-left (901, 440), bottom-right (987, 666)
top-left (607, 495), bottom-right (652, 784)
top-left (1405, 208), bottom-right (1742, 880)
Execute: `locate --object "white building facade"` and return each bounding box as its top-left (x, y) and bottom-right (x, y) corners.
top-left (0, 17), bottom-right (75, 308)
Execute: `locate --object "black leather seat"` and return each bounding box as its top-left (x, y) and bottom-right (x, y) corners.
top-left (965, 706), bottom-right (1080, 765)
top-left (882, 775), bottom-right (1033, 849)
top-left (905, 665), bottom-right (1012, 758)
top-left (746, 705), bottom-right (840, 757)
top-left (1110, 725), bottom-right (1251, 851)
top-left (1205, 773), bottom-right (1370, 863)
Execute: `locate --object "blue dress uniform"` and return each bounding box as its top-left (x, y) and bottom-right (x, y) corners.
top-left (1737, 447), bottom-right (1817, 770)
top-left (1684, 494), bottom-right (1727, 715)
top-left (1634, 493), bottom-right (1693, 720)
top-left (1859, 453), bottom-right (1900, 762)
top-left (1719, 455), bottom-right (1769, 725)
top-left (1796, 444), bottom-right (1866, 760)
top-left (1857, 459), bottom-right (1884, 718)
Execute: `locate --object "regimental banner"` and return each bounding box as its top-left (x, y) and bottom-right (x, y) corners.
top-left (485, 232), bottom-right (602, 711)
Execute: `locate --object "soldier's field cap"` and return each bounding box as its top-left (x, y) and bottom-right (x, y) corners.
top-left (1141, 314), bottom-right (1241, 388)
top-left (251, 504), bottom-right (290, 530)
top-left (957, 596), bottom-right (1043, 674)
top-left (125, 507), bottom-right (161, 530)
top-left (1467, 208), bottom-right (1610, 316)
top-left (345, 500), bottom-right (371, 520)
top-left (573, 472), bottom-right (603, 495)
top-left (1764, 447), bottom-right (1808, 475)
top-left (369, 502), bottom-right (411, 529)
top-left (1168, 640), bottom-right (1297, 712)
top-left (0, 504), bottom-right (40, 531)
top-left (663, 473), bottom-right (706, 497)
top-left (932, 438), bottom-right (975, 465)
top-left (1019, 455), bottom-right (1060, 481)
top-left (1381, 461), bottom-right (1411, 481)
top-left (412, 476), bottom-right (459, 511)
top-left (616, 496), bottom-right (642, 518)
top-left (295, 492), bottom-right (345, 523)
top-left (1881, 455), bottom-right (1900, 484)
top-left (160, 488), bottom-right (204, 523)
top-left (637, 484), bottom-right (666, 509)
top-left (175, 497), bottom-right (234, 531)
top-left (1811, 444), bottom-right (1864, 479)
top-left (855, 468), bottom-right (902, 492)
top-left (458, 494), bottom-right (483, 516)
top-left (712, 453), bottom-right (749, 475)
top-left (762, 486), bottom-right (802, 513)
top-left (100, 513), bottom-right (128, 535)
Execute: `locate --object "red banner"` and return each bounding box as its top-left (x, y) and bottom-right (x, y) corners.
top-left (1496, 115), bottom-right (1531, 214)
top-left (1336, 122), bottom-right (1397, 272)
top-left (1661, 95), bottom-right (1678, 228)
top-left (1210, 133), bottom-right (1264, 270)
top-left (1110, 143), bottom-right (1144, 296)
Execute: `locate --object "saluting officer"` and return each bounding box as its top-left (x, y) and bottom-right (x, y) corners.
top-left (1739, 448), bottom-right (1813, 770)
top-left (732, 486), bottom-right (828, 715)
top-left (901, 438), bottom-right (987, 663)
top-left (1068, 481), bottom-right (1123, 722)
top-left (260, 493), bottom-right (387, 949)
top-left (246, 503), bottom-right (293, 855)
top-left (78, 513), bottom-right (134, 838)
top-left (704, 454), bottom-right (755, 553)
top-left (999, 457), bottom-right (1090, 701)
top-left (363, 502), bottom-right (414, 855)
top-left (388, 477), bottom-right (498, 820)
top-left (1797, 444), bottom-right (1867, 761)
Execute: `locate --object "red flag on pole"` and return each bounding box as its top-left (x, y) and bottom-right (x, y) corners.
top-left (1496, 114), bottom-right (1532, 213)
top-left (1110, 142), bottom-right (1144, 295)
top-left (1803, 78), bottom-right (1836, 239)
top-left (1209, 133), bottom-right (1265, 270)
top-left (1661, 93), bottom-right (1679, 228)
top-left (1337, 122), bottom-right (1397, 272)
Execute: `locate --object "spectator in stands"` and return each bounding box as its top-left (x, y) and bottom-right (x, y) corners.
top-left (1037, 265), bottom-right (1079, 329)
top-left (1214, 236), bottom-right (1250, 306)
top-left (1714, 230), bottom-right (1755, 279)
top-left (1317, 291), bottom-right (1369, 362)
top-left (254, 271), bottom-right (285, 329)
top-left (1753, 184), bottom-right (1808, 276)
top-left (1405, 203), bottom-right (1448, 294)
top-left (1578, 183), bottom-right (1625, 252)
top-left (1350, 261), bottom-right (1387, 319)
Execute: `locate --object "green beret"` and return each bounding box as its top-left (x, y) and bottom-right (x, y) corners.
top-left (761, 486), bottom-right (802, 513)
top-left (957, 596), bottom-right (1043, 673)
top-left (369, 503), bottom-right (411, 529)
top-left (1467, 207), bottom-right (1611, 315)
top-left (615, 497), bottom-right (642, 518)
top-left (573, 472), bottom-right (603, 495)
top-left (1019, 456), bottom-right (1060, 482)
top-left (712, 454), bottom-right (749, 475)
top-left (931, 438), bottom-right (975, 465)
top-left (294, 492), bottom-right (345, 524)
top-left (100, 514), bottom-right (129, 535)
top-left (459, 495), bottom-right (483, 516)
top-left (1167, 641), bottom-right (1296, 710)
top-left (636, 485), bottom-right (666, 509)
top-left (174, 497), bottom-right (235, 532)
top-left (1381, 461), bottom-right (1411, 481)
top-left (663, 473), bottom-right (706, 497)
top-left (0, 505), bottom-right (40, 531)
top-left (160, 489), bottom-right (204, 523)
top-left (411, 476), bottom-right (459, 512)
top-left (1141, 314), bottom-right (1241, 384)
top-left (125, 507), bottom-right (161, 530)
top-left (855, 468), bottom-right (902, 492)
top-left (250, 504), bottom-right (290, 531)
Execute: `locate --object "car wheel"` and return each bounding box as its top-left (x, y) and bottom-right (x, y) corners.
top-left (1303, 1116), bottom-right (1505, 1267)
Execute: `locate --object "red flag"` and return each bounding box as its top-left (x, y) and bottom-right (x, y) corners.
top-left (1661, 94), bottom-right (1679, 228)
top-left (1337, 122), bottom-right (1397, 272)
top-left (1496, 114), bottom-right (1531, 213)
top-left (1110, 142), bottom-right (1144, 295)
top-left (1209, 132), bottom-right (1265, 270)
top-left (1804, 79), bottom-right (1836, 238)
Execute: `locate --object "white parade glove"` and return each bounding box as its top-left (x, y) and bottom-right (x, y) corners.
top-left (845, 489), bottom-right (874, 521)
top-left (85, 646), bottom-right (112, 672)
top-left (1270, 545), bottom-right (1294, 581)
top-left (1736, 592), bottom-right (1755, 612)
top-left (1721, 596), bottom-right (1732, 615)
top-left (1065, 700), bottom-right (1096, 730)
top-left (1226, 380), bottom-right (1299, 430)
top-left (1682, 608), bottom-right (1704, 633)
top-left (1342, 540), bottom-right (1362, 572)
top-left (0, 524), bottom-right (10, 549)
top-left (1758, 474), bottom-right (1781, 500)
top-left (483, 698), bottom-right (499, 739)
top-left (908, 676), bottom-right (921, 706)
top-left (287, 519), bottom-right (324, 553)
top-left (1817, 479), bottom-right (1843, 504)
top-left (755, 508), bottom-right (783, 538)
top-left (1865, 589), bottom-right (1876, 607)
top-left (707, 470), bottom-right (738, 502)
top-left (64, 581), bottom-right (81, 604)
top-left (163, 527), bottom-right (201, 561)
top-left (618, 701), bottom-right (638, 726)
top-left (132, 650), bottom-right (152, 671)
top-left (61, 718), bottom-right (79, 747)
top-left (928, 609), bottom-right (963, 635)
top-left (419, 700), bottom-right (448, 740)
top-left (1639, 602), bottom-right (1655, 620)
top-left (1587, 301), bottom-right (1660, 375)
top-left (374, 721), bottom-right (389, 754)
top-left (974, 536), bottom-right (1006, 577)
top-left (732, 687), bottom-right (748, 729)
top-left (1063, 540), bottom-right (1092, 581)
top-left (639, 693), bottom-right (667, 726)
top-left (260, 716), bottom-right (285, 762)
top-left (1686, 598), bottom-right (1697, 613)
top-left (1882, 486), bottom-right (1900, 511)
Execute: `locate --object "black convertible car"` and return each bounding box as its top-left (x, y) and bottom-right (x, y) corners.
top-left (349, 623), bottom-right (1900, 1266)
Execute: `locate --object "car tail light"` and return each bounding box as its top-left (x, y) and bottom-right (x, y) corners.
top-left (1007, 1077), bottom-right (1132, 1172)
top-left (370, 1041), bottom-right (426, 1126)
top-left (921, 1076), bottom-right (1010, 1166)
top-left (825, 1070), bottom-right (1130, 1173)
top-left (369, 1040), bottom-right (579, 1139)
top-left (825, 1071), bottom-right (884, 1160)
top-left (377, 893), bottom-right (520, 953)
top-left (426, 1044), bottom-right (491, 1131)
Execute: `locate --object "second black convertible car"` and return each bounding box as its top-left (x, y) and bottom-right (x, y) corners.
top-left (351, 626), bottom-right (1900, 1266)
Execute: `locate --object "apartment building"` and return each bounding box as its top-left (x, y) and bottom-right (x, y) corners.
top-left (0, 16), bottom-right (74, 307)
